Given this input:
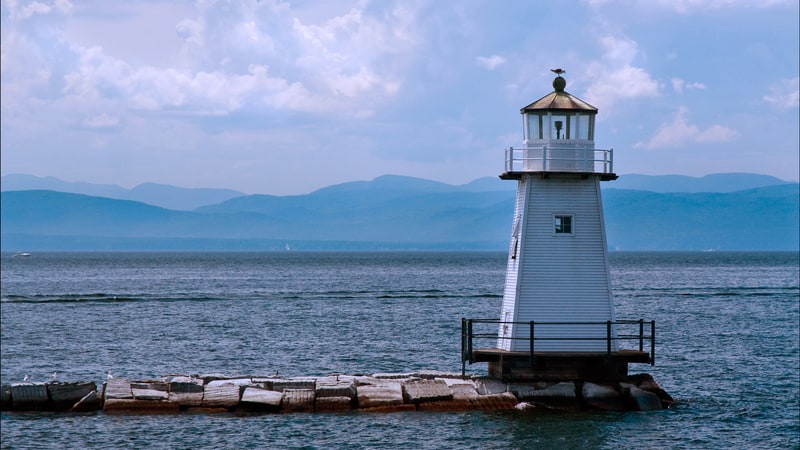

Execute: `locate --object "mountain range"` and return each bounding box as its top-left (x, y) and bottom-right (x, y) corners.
top-left (1, 173), bottom-right (797, 251)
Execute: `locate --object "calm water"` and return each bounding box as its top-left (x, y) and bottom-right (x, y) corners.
top-left (1, 251), bottom-right (798, 449)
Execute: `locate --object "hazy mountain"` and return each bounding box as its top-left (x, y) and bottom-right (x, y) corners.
top-left (0, 174), bottom-right (245, 210)
top-left (1, 175), bottom-right (797, 251)
top-left (608, 173), bottom-right (790, 193)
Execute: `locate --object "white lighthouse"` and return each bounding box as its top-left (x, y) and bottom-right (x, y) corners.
top-left (462, 72), bottom-right (653, 381)
top-left (497, 73), bottom-right (617, 353)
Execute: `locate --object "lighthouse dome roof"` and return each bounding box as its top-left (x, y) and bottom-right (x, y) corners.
top-left (520, 76), bottom-right (597, 114)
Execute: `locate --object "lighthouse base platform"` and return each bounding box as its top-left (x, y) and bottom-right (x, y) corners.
top-left (472, 349), bottom-right (651, 382)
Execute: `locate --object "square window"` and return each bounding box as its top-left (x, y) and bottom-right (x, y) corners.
top-left (554, 215), bottom-right (572, 234)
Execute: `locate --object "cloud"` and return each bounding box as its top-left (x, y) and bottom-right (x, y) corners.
top-left (4, 0), bottom-right (72, 20)
top-left (82, 113), bottom-right (119, 129)
top-left (671, 78), bottom-right (707, 93)
top-left (634, 107), bottom-right (738, 149)
top-left (476, 55), bottom-right (506, 70)
top-left (583, 34), bottom-right (661, 109)
top-left (652, 0), bottom-right (791, 14)
top-left (763, 77), bottom-right (800, 109)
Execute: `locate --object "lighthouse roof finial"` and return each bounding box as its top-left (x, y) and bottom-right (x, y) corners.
top-left (551, 68), bottom-right (566, 92)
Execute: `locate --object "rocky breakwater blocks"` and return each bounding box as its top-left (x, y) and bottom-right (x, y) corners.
top-left (202, 379), bottom-right (249, 410)
top-left (355, 377), bottom-right (414, 412)
top-left (513, 381), bottom-right (581, 410)
top-left (240, 386), bottom-right (283, 412)
top-left (9, 383), bottom-right (49, 411)
top-left (315, 376), bottom-right (357, 412)
top-left (103, 379), bottom-right (178, 414)
top-left (582, 382), bottom-right (624, 411)
top-left (168, 376), bottom-right (204, 407)
top-left (49, 381), bottom-right (99, 412)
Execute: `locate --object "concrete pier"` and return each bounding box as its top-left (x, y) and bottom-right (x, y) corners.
top-left (0, 371), bottom-right (673, 414)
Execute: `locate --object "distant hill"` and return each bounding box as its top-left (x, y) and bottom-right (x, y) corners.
top-left (607, 173), bottom-right (790, 193)
top-left (0, 174), bottom-right (245, 210)
top-left (1, 174), bottom-right (797, 251)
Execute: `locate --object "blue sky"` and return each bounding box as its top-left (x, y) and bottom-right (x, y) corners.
top-left (1, 0), bottom-right (798, 195)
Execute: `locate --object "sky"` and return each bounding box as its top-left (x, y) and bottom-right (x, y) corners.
top-left (1, 0), bottom-right (798, 195)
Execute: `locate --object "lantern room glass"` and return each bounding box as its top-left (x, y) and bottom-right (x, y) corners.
top-left (525, 112), bottom-right (594, 141)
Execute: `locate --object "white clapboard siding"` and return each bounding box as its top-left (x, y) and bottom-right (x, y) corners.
top-left (500, 175), bottom-right (617, 352)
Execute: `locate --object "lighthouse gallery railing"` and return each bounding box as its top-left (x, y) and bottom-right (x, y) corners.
top-left (504, 145), bottom-right (613, 174)
top-left (460, 318), bottom-right (654, 376)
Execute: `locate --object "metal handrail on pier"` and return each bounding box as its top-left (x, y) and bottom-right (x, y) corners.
top-left (460, 318), bottom-right (655, 376)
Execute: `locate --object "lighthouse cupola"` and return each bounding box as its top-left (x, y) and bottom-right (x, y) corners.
top-left (504, 74), bottom-right (614, 179)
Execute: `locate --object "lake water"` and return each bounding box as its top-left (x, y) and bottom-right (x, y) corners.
top-left (1, 251), bottom-right (798, 449)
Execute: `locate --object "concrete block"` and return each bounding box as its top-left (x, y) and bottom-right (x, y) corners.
top-left (240, 387), bottom-right (283, 412)
top-left (48, 382), bottom-right (97, 411)
top-left (132, 388), bottom-right (169, 401)
top-left (1, 384), bottom-right (11, 410)
top-left (416, 398), bottom-right (473, 411)
top-left (315, 396), bottom-right (353, 412)
top-left (271, 379), bottom-right (316, 392)
top-left (474, 377), bottom-right (508, 395)
top-left (621, 383), bottom-right (662, 411)
top-left (518, 381), bottom-right (579, 410)
top-left (202, 383), bottom-right (241, 408)
top-left (356, 382), bottom-right (404, 409)
top-left (402, 379), bottom-right (453, 404)
top-left (169, 377), bottom-right (204, 406)
top-left (282, 389), bottom-right (315, 413)
top-left (316, 376), bottom-right (356, 399)
top-left (104, 378), bottom-right (133, 399)
top-left (10, 383), bottom-right (49, 410)
top-left (358, 403), bottom-right (416, 413)
top-left (450, 384), bottom-right (480, 401)
top-left (68, 390), bottom-right (101, 412)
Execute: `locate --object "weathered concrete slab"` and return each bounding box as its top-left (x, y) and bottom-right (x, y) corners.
top-left (282, 389), bottom-right (315, 413)
top-left (271, 379), bottom-right (316, 392)
top-left (202, 383), bottom-right (241, 408)
top-left (103, 398), bottom-right (179, 414)
top-left (415, 371), bottom-right (463, 380)
top-left (48, 382), bottom-right (97, 411)
top-left (240, 387), bottom-right (283, 412)
top-left (372, 373), bottom-right (415, 380)
top-left (315, 396), bottom-right (353, 412)
top-left (10, 384), bottom-right (49, 410)
top-left (470, 392), bottom-right (518, 411)
top-left (104, 378), bottom-right (133, 400)
top-left (475, 377), bottom-right (509, 395)
top-left (68, 390), bottom-right (101, 412)
top-left (132, 388), bottom-right (169, 401)
top-left (315, 376), bottom-right (356, 399)
top-left (356, 382), bottom-right (404, 409)
top-left (169, 377), bottom-right (204, 406)
top-left (402, 379), bottom-right (453, 404)
top-left (582, 382), bottom-right (624, 411)
top-left (450, 384), bottom-right (480, 401)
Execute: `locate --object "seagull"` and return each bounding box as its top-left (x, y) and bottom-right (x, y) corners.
top-left (23, 374), bottom-right (30, 382)
top-left (551, 68), bottom-right (566, 75)
top-left (107, 371), bottom-right (114, 379)
top-left (50, 372), bottom-right (58, 381)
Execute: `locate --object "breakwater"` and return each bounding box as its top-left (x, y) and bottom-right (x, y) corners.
top-left (1, 371), bottom-right (672, 414)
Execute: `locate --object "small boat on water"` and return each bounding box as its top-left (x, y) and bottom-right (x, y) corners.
top-left (12, 252), bottom-right (31, 257)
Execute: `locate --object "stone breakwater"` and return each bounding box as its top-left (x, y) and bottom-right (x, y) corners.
top-left (1, 371), bottom-right (673, 414)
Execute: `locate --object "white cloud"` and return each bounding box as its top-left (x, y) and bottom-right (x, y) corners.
top-left (583, 34), bottom-right (661, 109)
top-left (652, 0), bottom-right (791, 14)
top-left (672, 78), bottom-right (707, 93)
top-left (4, 0), bottom-right (72, 20)
top-left (763, 77), bottom-right (800, 109)
top-left (476, 55), bottom-right (506, 70)
top-left (634, 107), bottom-right (738, 149)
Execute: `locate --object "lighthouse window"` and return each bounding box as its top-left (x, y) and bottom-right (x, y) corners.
top-left (554, 215), bottom-right (573, 234)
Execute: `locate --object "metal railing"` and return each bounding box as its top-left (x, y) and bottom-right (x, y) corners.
top-left (504, 145), bottom-right (614, 174)
top-left (461, 318), bottom-right (654, 376)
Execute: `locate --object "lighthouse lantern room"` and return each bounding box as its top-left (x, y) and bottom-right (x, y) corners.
top-left (461, 72), bottom-right (654, 382)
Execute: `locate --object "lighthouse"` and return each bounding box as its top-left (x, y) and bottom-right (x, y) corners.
top-left (462, 72), bottom-right (653, 381)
